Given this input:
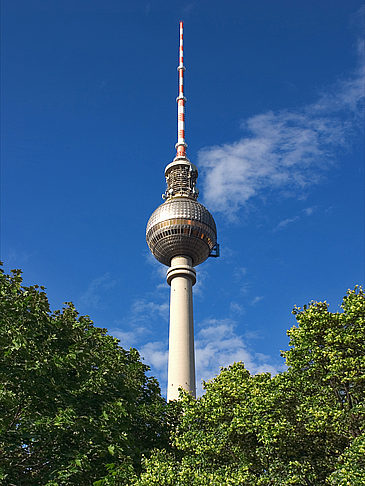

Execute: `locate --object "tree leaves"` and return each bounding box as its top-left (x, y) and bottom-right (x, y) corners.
top-left (136, 287), bottom-right (365, 486)
top-left (0, 265), bottom-right (168, 485)
top-left (1, 263), bottom-right (363, 485)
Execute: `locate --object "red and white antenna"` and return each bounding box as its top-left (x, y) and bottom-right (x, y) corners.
top-left (176, 21), bottom-right (187, 158)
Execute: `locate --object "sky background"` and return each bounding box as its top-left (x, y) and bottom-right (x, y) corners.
top-left (1, 0), bottom-right (364, 397)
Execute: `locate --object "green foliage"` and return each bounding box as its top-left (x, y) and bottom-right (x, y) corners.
top-left (0, 266), bottom-right (168, 485)
top-left (1, 264), bottom-right (363, 485)
top-left (285, 287), bottom-right (365, 439)
top-left (328, 433), bottom-right (365, 485)
top-left (136, 287), bottom-right (365, 486)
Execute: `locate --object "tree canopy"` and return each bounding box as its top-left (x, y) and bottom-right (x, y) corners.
top-left (1, 264), bottom-right (363, 485)
top-left (136, 287), bottom-right (365, 485)
top-left (0, 266), bottom-right (168, 485)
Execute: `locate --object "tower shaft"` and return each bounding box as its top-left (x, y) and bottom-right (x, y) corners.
top-left (167, 255), bottom-right (196, 400)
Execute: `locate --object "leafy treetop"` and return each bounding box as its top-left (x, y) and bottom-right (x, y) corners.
top-left (0, 266), bottom-right (168, 486)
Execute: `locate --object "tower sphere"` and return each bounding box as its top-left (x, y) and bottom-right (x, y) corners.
top-left (146, 21), bottom-right (218, 269)
top-left (146, 196), bottom-right (217, 267)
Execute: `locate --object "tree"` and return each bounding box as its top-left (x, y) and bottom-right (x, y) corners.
top-left (2, 265), bottom-right (363, 485)
top-left (136, 287), bottom-right (365, 485)
top-left (285, 287), bottom-right (365, 442)
top-left (0, 266), bottom-right (168, 485)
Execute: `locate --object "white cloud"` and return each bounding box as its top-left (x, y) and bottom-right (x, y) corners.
top-left (127, 317), bottom-right (284, 398)
top-left (109, 295), bottom-right (169, 355)
top-left (195, 318), bottom-right (285, 395)
top-left (111, 326), bottom-right (150, 349)
top-left (193, 267), bottom-right (207, 297)
top-left (240, 282), bottom-right (250, 295)
top-left (198, 53), bottom-right (364, 219)
top-left (251, 296), bottom-right (264, 305)
top-left (303, 206), bottom-right (316, 216)
top-left (5, 248), bottom-right (33, 265)
top-left (140, 341), bottom-right (169, 372)
top-left (244, 330), bottom-right (263, 340)
top-left (274, 205), bottom-right (318, 231)
top-left (274, 216), bottom-right (300, 231)
top-left (145, 251), bottom-right (167, 280)
top-left (233, 266), bottom-right (247, 281)
top-left (78, 273), bottom-right (117, 309)
top-left (131, 298), bottom-right (169, 321)
top-left (230, 301), bottom-right (245, 314)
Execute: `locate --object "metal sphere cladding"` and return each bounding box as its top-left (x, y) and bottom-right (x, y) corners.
top-left (146, 197), bottom-right (217, 267)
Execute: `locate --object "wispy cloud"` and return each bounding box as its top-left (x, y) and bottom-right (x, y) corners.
top-left (79, 273), bottom-right (117, 309)
top-left (195, 318), bottom-right (285, 395)
top-left (274, 216), bottom-right (300, 231)
top-left (250, 296), bottom-right (264, 306)
top-left (111, 326), bottom-right (151, 350)
top-left (131, 298), bottom-right (169, 321)
top-left (240, 282), bottom-right (250, 295)
top-left (199, 47), bottom-right (364, 219)
top-left (230, 301), bottom-right (245, 314)
top-left (145, 251), bottom-right (167, 280)
top-left (5, 248), bottom-right (34, 266)
top-left (274, 205), bottom-right (317, 231)
top-left (109, 296), bottom-right (169, 354)
top-left (303, 206), bottom-right (316, 216)
top-left (140, 341), bottom-right (168, 375)
top-left (194, 267), bottom-right (207, 297)
top-left (233, 266), bottom-right (247, 281)
top-left (125, 317), bottom-right (284, 397)
top-left (111, 326), bottom-right (169, 393)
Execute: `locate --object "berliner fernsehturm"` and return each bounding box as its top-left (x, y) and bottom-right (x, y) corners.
top-left (146, 22), bottom-right (218, 401)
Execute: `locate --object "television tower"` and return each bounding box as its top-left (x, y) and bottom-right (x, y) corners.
top-left (146, 22), bottom-right (218, 401)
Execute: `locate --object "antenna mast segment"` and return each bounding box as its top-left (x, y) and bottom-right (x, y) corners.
top-left (176, 21), bottom-right (187, 158)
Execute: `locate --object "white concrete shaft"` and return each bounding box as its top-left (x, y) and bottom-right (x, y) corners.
top-left (166, 255), bottom-right (196, 401)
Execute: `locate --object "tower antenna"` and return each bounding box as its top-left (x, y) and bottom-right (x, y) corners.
top-left (176, 21), bottom-right (187, 158)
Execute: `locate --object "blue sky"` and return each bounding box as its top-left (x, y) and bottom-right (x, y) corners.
top-left (2, 0), bottom-right (364, 397)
